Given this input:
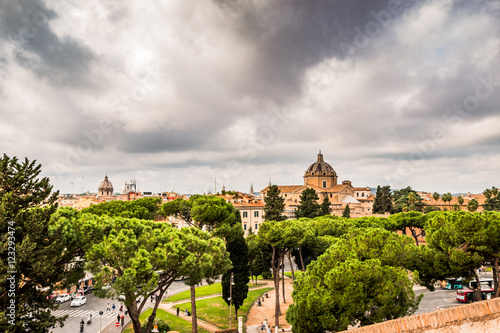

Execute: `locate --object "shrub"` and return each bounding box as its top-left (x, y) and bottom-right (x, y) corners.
top-left (141, 317), bottom-right (170, 332)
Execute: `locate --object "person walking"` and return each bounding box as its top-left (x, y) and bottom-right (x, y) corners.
top-left (117, 314), bottom-right (120, 324)
top-left (176, 307), bottom-right (180, 316)
top-left (121, 315), bottom-right (124, 326)
top-left (112, 303), bottom-right (116, 312)
top-left (106, 303), bottom-right (110, 311)
top-left (120, 304), bottom-right (123, 312)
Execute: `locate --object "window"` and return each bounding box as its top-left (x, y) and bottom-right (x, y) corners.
top-left (323, 180), bottom-right (327, 188)
top-left (243, 224), bottom-right (247, 230)
top-left (255, 224), bottom-right (258, 230)
top-left (242, 211), bottom-right (248, 218)
top-left (254, 211), bottom-right (259, 217)
top-left (362, 192), bottom-right (365, 197)
top-left (285, 194), bottom-right (287, 197)
top-left (330, 193), bottom-right (332, 198)
top-left (356, 193), bottom-right (359, 197)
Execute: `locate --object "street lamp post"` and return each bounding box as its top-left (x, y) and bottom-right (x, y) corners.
top-left (229, 272), bottom-right (234, 329)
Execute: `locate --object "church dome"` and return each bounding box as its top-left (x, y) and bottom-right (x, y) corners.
top-left (305, 152), bottom-right (336, 176)
top-left (98, 174), bottom-right (113, 196)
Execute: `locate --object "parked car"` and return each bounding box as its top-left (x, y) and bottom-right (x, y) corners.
top-left (70, 296), bottom-right (87, 307)
top-left (55, 294), bottom-right (71, 303)
top-left (118, 294), bottom-right (126, 301)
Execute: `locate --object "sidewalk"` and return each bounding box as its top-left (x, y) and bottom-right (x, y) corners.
top-left (246, 277), bottom-right (294, 332)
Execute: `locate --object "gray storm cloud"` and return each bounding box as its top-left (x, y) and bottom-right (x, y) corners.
top-left (0, 0), bottom-right (499, 194)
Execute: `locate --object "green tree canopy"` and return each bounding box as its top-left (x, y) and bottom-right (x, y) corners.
top-left (0, 155), bottom-right (85, 333)
top-left (286, 228), bottom-right (421, 332)
top-left (483, 187), bottom-right (500, 211)
top-left (388, 211), bottom-right (428, 246)
top-left (372, 185), bottom-right (393, 214)
top-left (393, 186), bottom-right (424, 213)
top-left (342, 204), bottom-right (350, 218)
top-left (83, 215), bottom-right (229, 333)
top-left (423, 211), bottom-right (499, 298)
top-left (319, 196), bottom-right (332, 216)
top-left (263, 185), bottom-right (286, 221)
top-left (294, 188), bottom-right (321, 219)
top-left (467, 198), bottom-right (479, 212)
top-left (441, 192), bottom-right (453, 211)
top-left (82, 197), bottom-right (162, 220)
top-left (218, 224), bottom-right (249, 319)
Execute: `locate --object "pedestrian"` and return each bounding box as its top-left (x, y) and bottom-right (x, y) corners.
top-left (184, 308), bottom-right (188, 316)
top-left (121, 315), bottom-right (124, 326)
top-left (167, 288), bottom-right (171, 297)
top-left (120, 304), bottom-right (123, 312)
top-left (125, 308), bottom-right (128, 316)
top-left (151, 295), bottom-right (154, 303)
top-left (176, 307), bottom-right (180, 316)
top-left (117, 314), bottom-right (120, 323)
top-left (112, 303), bottom-right (116, 312)
top-left (106, 303), bottom-right (110, 311)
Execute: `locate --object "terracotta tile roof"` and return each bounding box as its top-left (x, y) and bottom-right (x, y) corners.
top-left (231, 201), bottom-right (265, 208)
top-left (260, 185), bottom-right (306, 193)
top-left (351, 187), bottom-right (370, 191)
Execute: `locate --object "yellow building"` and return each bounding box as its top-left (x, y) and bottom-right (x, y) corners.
top-left (260, 151), bottom-right (375, 217)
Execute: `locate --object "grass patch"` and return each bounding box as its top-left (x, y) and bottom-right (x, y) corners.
top-left (175, 287), bottom-right (273, 330)
top-left (123, 308), bottom-right (211, 333)
top-left (165, 283), bottom-right (222, 302)
top-left (165, 282), bottom-right (270, 303)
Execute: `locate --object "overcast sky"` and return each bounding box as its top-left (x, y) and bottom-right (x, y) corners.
top-left (1, 0), bottom-right (499, 195)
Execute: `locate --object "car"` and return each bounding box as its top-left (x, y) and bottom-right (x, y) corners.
top-left (70, 296), bottom-right (87, 307)
top-left (55, 294), bottom-right (71, 303)
top-left (69, 291), bottom-right (83, 300)
top-left (118, 294), bottom-right (126, 301)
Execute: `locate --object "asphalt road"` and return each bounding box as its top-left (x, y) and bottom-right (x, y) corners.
top-left (49, 280), bottom-right (191, 333)
top-left (414, 272), bottom-right (494, 314)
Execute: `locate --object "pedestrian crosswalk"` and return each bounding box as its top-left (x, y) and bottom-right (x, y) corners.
top-left (52, 309), bottom-right (124, 319)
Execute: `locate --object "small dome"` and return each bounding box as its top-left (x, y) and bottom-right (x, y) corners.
top-left (98, 174), bottom-right (113, 192)
top-left (305, 151), bottom-right (336, 176)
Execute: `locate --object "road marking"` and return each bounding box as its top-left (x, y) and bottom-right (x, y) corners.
top-left (52, 309), bottom-right (120, 319)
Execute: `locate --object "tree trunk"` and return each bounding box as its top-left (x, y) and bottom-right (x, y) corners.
top-left (235, 306), bottom-right (238, 320)
top-left (493, 257), bottom-right (499, 298)
top-left (409, 227), bottom-right (420, 246)
top-left (299, 247), bottom-right (306, 271)
top-left (288, 249), bottom-right (295, 280)
top-left (272, 246), bottom-right (281, 328)
top-left (472, 271), bottom-right (482, 301)
top-left (128, 305), bottom-right (143, 333)
top-left (282, 250), bottom-right (286, 303)
top-left (190, 284), bottom-right (198, 333)
top-left (145, 287), bottom-right (167, 332)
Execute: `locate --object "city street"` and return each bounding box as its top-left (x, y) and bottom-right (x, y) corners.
top-left (414, 272), bottom-right (494, 314)
top-left (50, 280), bottom-right (191, 333)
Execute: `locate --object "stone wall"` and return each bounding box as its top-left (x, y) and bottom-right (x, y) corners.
top-left (343, 297), bottom-right (500, 333)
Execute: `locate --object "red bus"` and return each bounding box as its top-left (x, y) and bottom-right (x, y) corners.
top-left (456, 288), bottom-right (494, 303)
